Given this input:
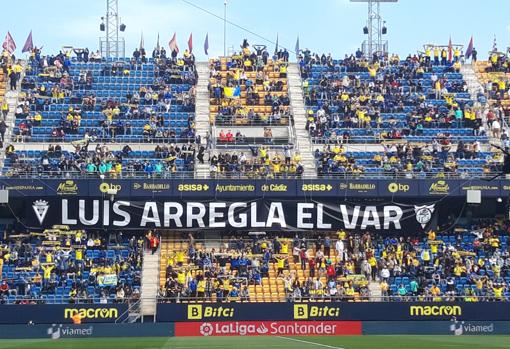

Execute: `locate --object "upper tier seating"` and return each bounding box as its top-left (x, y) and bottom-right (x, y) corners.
top-left (15, 51), bottom-right (197, 143)
top-left (299, 52), bottom-right (487, 145)
top-left (208, 42), bottom-right (291, 130)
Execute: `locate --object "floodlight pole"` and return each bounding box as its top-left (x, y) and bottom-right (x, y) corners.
top-left (99, 0), bottom-right (125, 59)
top-left (351, 0), bottom-right (397, 60)
top-left (224, 0), bottom-right (227, 57)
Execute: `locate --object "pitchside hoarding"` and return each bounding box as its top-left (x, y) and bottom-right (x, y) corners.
top-left (0, 304), bottom-right (128, 324)
top-left (1, 178), bottom-right (508, 198)
top-left (174, 321), bottom-right (362, 336)
top-left (156, 302), bottom-right (510, 322)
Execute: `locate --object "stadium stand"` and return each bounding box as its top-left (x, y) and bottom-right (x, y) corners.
top-left (314, 143), bottom-right (500, 178)
top-left (3, 143), bottom-right (195, 178)
top-left (3, 47), bottom-right (198, 177)
top-left (206, 42), bottom-right (302, 178)
top-left (157, 221), bottom-right (510, 303)
top-left (208, 40), bottom-right (291, 128)
top-left (298, 50), bottom-right (502, 178)
top-left (474, 53), bottom-right (510, 119)
top-left (0, 227), bottom-right (143, 304)
top-left (209, 145), bottom-right (304, 178)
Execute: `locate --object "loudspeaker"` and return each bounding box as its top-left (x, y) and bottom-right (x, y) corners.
top-left (382, 26), bottom-right (387, 34)
top-left (100, 23), bottom-right (105, 31)
top-left (363, 26), bottom-right (369, 34)
top-left (503, 155), bottom-right (510, 174)
top-left (466, 190), bottom-right (481, 204)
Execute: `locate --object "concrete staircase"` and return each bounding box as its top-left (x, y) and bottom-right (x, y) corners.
top-left (368, 281), bottom-right (382, 301)
top-left (140, 248), bottom-right (160, 318)
top-left (287, 63), bottom-right (316, 176)
top-left (194, 62), bottom-right (211, 178)
top-left (460, 63), bottom-right (484, 98)
top-left (0, 62), bottom-right (25, 171)
top-left (460, 63), bottom-right (496, 148)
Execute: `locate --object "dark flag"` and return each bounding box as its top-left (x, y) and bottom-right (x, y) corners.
top-left (22, 31), bottom-right (33, 53)
top-left (2, 31), bottom-right (16, 54)
top-left (204, 33), bottom-right (209, 55)
top-left (465, 36), bottom-right (474, 59)
top-left (188, 33), bottom-right (193, 53)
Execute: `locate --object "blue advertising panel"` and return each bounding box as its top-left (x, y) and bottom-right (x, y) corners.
top-left (2, 178), bottom-right (510, 199)
top-left (0, 304), bottom-right (128, 324)
top-left (156, 302), bottom-right (510, 322)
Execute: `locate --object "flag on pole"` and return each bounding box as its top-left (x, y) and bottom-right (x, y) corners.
top-left (465, 36), bottom-right (474, 59)
top-left (274, 33), bottom-right (279, 55)
top-left (295, 36), bottom-right (300, 58)
top-left (139, 31), bottom-right (144, 50)
top-left (2, 31), bottom-right (16, 54)
top-left (188, 33), bottom-right (193, 53)
top-left (22, 31), bottom-right (33, 53)
top-left (156, 33), bottom-right (160, 50)
top-left (492, 35), bottom-right (497, 52)
top-left (204, 33), bottom-right (209, 55)
top-left (169, 32), bottom-right (179, 53)
top-left (447, 37), bottom-right (453, 62)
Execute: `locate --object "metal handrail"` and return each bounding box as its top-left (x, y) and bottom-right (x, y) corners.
top-left (0, 170), bottom-right (196, 179)
top-left (0, 169), bottom-right (503, 180)
top-left (115, 298), bottom-right (141, 323)
top-left (1, 294), bottom-right (508, 304)
top-left (155, 294), bottom-right (509, 303)
top-left (11, 135), bottom-right (197, 144)
top-left (1, 296), bottom-right (141, 304)
top-left (310, 135), bottom-right (490, 144)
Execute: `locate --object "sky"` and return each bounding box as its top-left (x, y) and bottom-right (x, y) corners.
top-left (1, 0), bottom-right (510, 61)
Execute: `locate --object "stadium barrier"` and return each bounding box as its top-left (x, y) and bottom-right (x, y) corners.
top-left (1, 321), bottom-right (508, 339)
top-left (172, 320), bottom-right (510, 337)
top-left (0, 323), bottom-right (173, 339)
top-left (362, 321), bottom-right (510, 335)
top-left (155, 302), bottom-right (510, 322)
top-left (1, 178), bottom-right (507, 198)
top-left (2, 177), bottom-right (500, 231)
top-left (174, 320), bottom-right (362, 336)
top-left (0, 304), bottom-right (128, 324)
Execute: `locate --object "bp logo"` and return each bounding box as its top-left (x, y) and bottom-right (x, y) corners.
top-left (414, 204), bottom-right (435, 228)
top-left (200, 322), bottom-right (214, 336)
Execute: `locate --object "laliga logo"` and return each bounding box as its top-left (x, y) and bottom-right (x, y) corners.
top-left (200, 323), bottom-right (214, 336)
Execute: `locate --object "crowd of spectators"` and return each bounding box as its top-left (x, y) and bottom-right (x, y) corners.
top-left (0, 227), bottom-right (143, 304)
top-left (209, 146), bottom-right (303, 178)
top-left (14, 46), bottom-right (197, 144)
top-left (315, 140), bottom-right (500, 177)
top-left (486, 51), bottom-right (510, 73)
top-left (209, 40), bottom-right (291, 126)
top-left (3, 142), bottom-right (196, 178)
top-left (300, 50), bottom-right (484, 145)
top-left (158, 220), bottom-right (509, 303)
